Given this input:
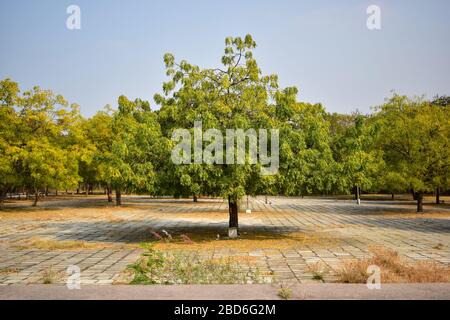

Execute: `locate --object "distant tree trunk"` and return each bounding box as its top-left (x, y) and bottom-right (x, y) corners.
top-left (412, 190), bottom-right (417, 200)
top-left (228, 196), bottom-right (239, 230)
top-left (33, 188), bottom-right (39, 207)
top-left (55, 190), bottom-right (58, 196)
top-left (45, 187), bottom-right (48, 197)
top-left (0, 191), bottom-right (6, 204)
top-left (391, 193), bottom-right (394, 200)
top-left (107, 187), bottom-right (113, 203)
top-left (265, 195), bottom-right (268, 204)
top-left (356, 186), bottom-right (361, 205)
top-left (115, 190), bottom-right (122, 206)
top-left (436, 188), bottom-right (440, 204)
top-left (193, 194), bottom-right (198, 202)
top-left (416, 193), bottom-right (423, 213)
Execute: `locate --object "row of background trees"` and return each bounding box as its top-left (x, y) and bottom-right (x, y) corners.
top-left (1, 35), bottom-right (449, 229)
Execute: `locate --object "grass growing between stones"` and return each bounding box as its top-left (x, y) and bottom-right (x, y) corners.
top-left (337, 247), bottom-right (450, 283)
top-left (41, 268), bottom-right (60, 284)
top-left (125, 245), bottom-right (269, 285)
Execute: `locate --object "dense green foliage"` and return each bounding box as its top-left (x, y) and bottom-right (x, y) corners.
top-left (1, 35), bottom-right (449, 219)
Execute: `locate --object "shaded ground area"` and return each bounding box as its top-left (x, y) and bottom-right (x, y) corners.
top-left (0, 195), bottom-right (449, 285)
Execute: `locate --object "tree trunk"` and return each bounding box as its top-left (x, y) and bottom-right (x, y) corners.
top-left (115, 190), bottom-right (122, 206)
top-left (0, 191), bottom-right (6, 204)
top-left (107, 187), bottom-right (113, 203)
top-left (417, 193), bottom-right (423, 213)
top-left (193, 194), bottom-right (198, 202)
top-left (412, 190), bottom-right (417, 200)
top-left (55, 190), bottom-right (58, 196)
top-left (228, 196), bottom-right (239, 230)
top-left (391, 193), bottom-right (394, 200)
top-left (265, 195), bottom-right (268, 204)
top-left (45, 187), bottom-right (48, 197)
top-left (436, 188), bottom-right (440, 204)
top-left (33, 188), bottom-right (39, 207)
top-left (356, 186), bottom-right (361, 205)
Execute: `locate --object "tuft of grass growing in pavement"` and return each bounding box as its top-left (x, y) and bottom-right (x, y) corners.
top-left (310, 262), bottom-right (328, 281)
top-left (337, 247), bottom-right (450, 283)
top-left (277, 285), bottom-right (292, 300)
top-left (41, 268), bottom-right (59, 284)
top-left (433, 243), bottom-right (445, 250)
top-left (126, 245), bottom-right (268, 285)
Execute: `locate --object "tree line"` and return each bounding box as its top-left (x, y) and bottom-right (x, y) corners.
top-left (1, 35), bottom-right (449, 229)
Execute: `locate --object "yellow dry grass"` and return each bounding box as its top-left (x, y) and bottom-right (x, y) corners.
top-left (377, 211), bottom-right (450, 219)
top-left (151, 231), bottom-right (339, 251)
top-left (337, 246), bottom-right (450, 283)
top-left (13, 237), bottom-right (133, 250)
top-left (0, 267), bottom-right (21, 275)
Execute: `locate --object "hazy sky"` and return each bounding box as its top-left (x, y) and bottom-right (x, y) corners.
top-left (1, 0), bottom-right (449, 116)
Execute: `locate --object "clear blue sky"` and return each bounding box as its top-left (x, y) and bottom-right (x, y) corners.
top-left (1, 0), bottom-right (449, 116)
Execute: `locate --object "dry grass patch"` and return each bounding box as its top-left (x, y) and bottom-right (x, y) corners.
top-left (0, 206), bottom-right (136, 222)
top-left (0, 267), bottom-right (21, 275)
top-left (337, 247), bottom-right (450, 283)
top-left (41, 267), bottom-right (63, 284)
top-left (13, 237), bottom-right (132, 250)
top-left (309, 262), bottom-right (329, 281)
top-left (377, 211), bottom-right (450, 219)
top-left (149, 231), bottom-right (339, 251)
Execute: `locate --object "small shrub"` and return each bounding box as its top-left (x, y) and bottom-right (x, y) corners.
top-left (277, 285), bottom-right (292, 300)
top-left (42, 268), bottom-right (59, 284)
top-left (127, 246), bottom-right (268, 285)
top-left (310, 262), bottom-right (328, 281)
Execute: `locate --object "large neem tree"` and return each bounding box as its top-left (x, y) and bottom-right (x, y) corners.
top-left (0, 80), bottom-right (84, 206)
top-left (332, 114), bottom-right (383, 203)
top-left (374, 94), bottom-right (450, 212)
top-left (155, 35), bottom-right (287, 235)
top-left (0, 79), bottom-right (20, 202)
top-left (99, 96), bottom-right (166, 206)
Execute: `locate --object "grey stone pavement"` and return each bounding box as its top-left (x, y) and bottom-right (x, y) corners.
top-left (0, 196), bottom-right (449, 286)
top-left (1, 283), bottom-right (450, 300)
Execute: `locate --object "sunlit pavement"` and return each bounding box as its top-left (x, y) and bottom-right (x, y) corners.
top-left (1, 197), bottom-right (449, 285)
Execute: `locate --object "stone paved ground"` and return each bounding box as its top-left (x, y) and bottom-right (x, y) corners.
top-left (0, 196), bottom-right (449, 285)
